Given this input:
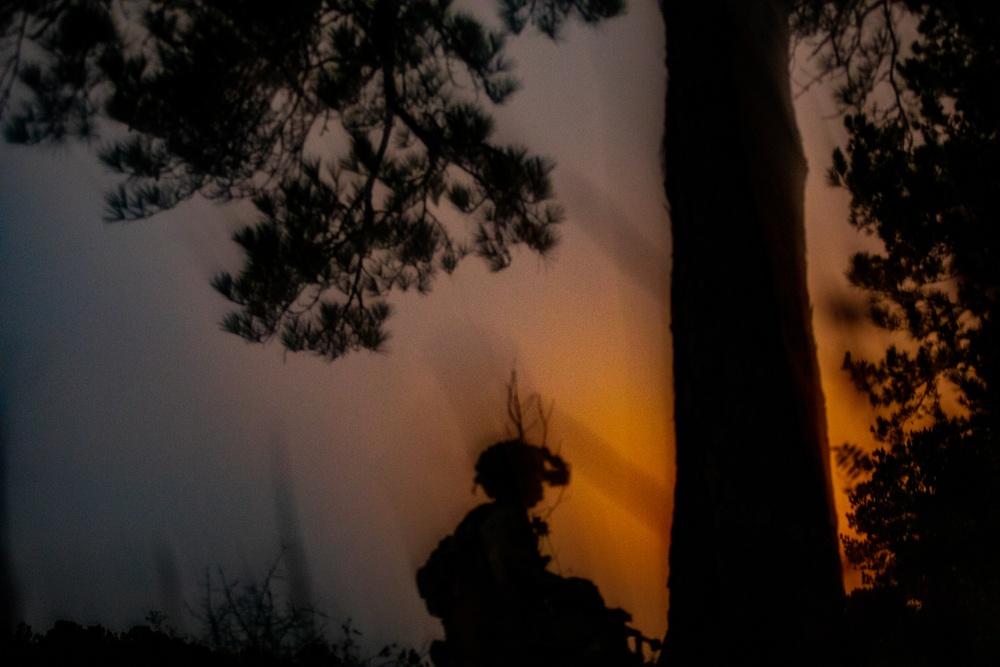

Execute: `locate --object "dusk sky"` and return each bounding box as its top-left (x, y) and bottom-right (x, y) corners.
top-left (1, 1), bottom-right (882, 651)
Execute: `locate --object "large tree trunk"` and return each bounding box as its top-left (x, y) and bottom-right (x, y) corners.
top-left (658, 2), bottom-right (844, 663)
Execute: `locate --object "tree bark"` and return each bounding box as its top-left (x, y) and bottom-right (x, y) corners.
top-left (658, 2), bottom-right (844, 663)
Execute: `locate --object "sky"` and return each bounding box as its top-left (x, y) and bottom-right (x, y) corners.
top-left (1, 0), bottom-right (882, 652)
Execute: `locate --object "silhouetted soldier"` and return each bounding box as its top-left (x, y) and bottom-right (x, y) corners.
top-left (417, 440), bottom-right (648, 667)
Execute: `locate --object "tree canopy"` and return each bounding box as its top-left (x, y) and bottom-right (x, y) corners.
top-left (826, 2), bottom-right (1000, 661)
top-left (1, 0), bottom-right (621, 359)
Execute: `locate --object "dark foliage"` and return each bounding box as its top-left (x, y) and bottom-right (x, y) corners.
top-left (498, 0), bottom-right (624, 37)
top-left (791, 0), bottom-right (926, 113)
top-left (2, 619), bottom-right (426, 666)
top-left (821, 2), bottom-right (1000, 662)
top-left (2, 561), bottom-right (429, 666)
top-left (193, 560), bottom-right (327, 661)
top-left (0, 1), bottom-right (624, 360)
top-left (3, 619), bottom-right (214, 666)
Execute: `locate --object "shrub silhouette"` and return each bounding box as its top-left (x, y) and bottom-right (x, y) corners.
top-left (3, 558), bottom-right (428, 666)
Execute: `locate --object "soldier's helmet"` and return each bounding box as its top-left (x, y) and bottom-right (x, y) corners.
top-left (473, 440), bottom-right (569, 509)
